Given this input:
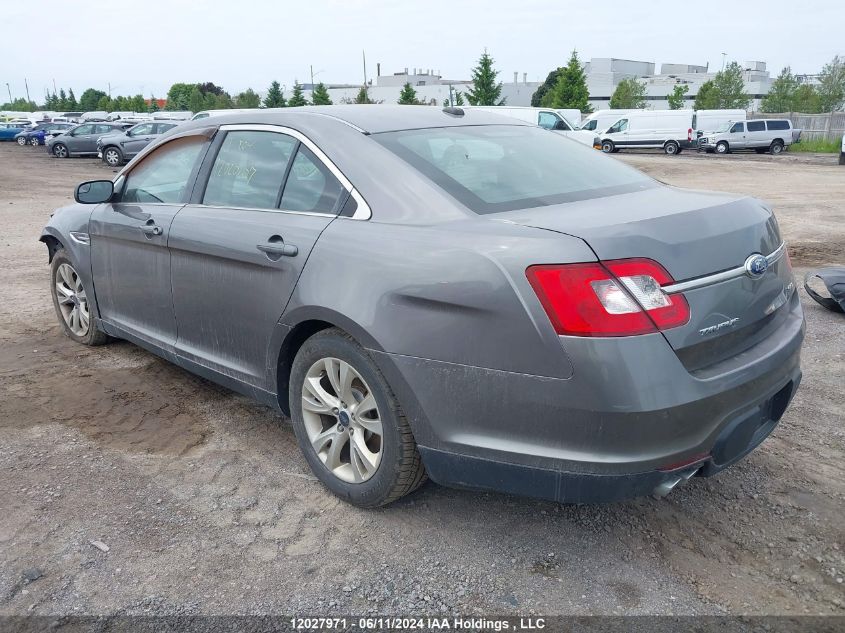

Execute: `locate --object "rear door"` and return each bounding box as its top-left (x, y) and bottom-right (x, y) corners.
top-left (168, 125), bottom-right (346, 390)
top-left (89, 132), bottom-right (211, 349)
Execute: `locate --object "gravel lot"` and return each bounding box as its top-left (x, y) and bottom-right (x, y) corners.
top-left (0, 143), bottom-right (843, 618)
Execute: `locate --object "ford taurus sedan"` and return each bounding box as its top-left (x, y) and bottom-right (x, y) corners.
top-left (40, 106), bottom-right (804, 507)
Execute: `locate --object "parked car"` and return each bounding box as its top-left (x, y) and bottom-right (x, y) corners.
top-left (699, 119), bottom-right (798, 154)
top-left (465, 106), bottom-right (598, 147)
top-left (190, 108), bottom-right (257, 120)
top-left (97, 121), bottom-right (180, 166)
top-left (578, 109), bottom-right (635, 133)
top-left (40, 106), bottom-right (803, 508)
top-left (15, 122), bottom-right (74, 146)
top-left (46, 122), bottom-right (133, 158)
top-left (600, 110), bottom-right (696, 154)
top-left (0, 122), bottom-right (27, 140)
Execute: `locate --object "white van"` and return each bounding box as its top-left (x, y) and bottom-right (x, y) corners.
top-left (599, 110), bottom-right (695, 155)
top-left (578, 109), bottom-right (635, 133)
top-left (693, 110), bottom-right (747, 136)
top-left (464, 106), bottom-right (597, 147)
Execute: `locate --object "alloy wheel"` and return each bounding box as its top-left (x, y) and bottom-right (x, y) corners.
top-left (17, 136), bottom-right (26, 146)
top-left (30, 137), bottom-right (40, 146)
top-left (301, 357), bottom-right (383, 483)
top-left (55, 263), bottom-right (90, 336)
top-left (53, 144), bottom-right (67, 158)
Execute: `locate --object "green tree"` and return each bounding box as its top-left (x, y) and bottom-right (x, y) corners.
top-left (215, 93), bottom-right (234, 109)
top-left (398, 82), bottom-right (420, 105)
top-left (58, 89), bottom-right (68, 110)
top-left (78, 88), bottom-right (107, 111)
top-left (288, 82), bottom-right (308, 107)
top-left (45, 92), bottom-right (58, 110)
top-left (165, 83), bottom-right (196, 110)
top-left (354, 86), bottom-right (373, 104)
top-left (148, 95), bottom-right (160, 113)
top-left (129, 94), bottom-right (146, 112)
top-left (311, 83), bottom-right (332, 105)
top-left (712, 61), bottom-right (751, 109)
top-left (454, 91), bottom-right (465, 106)
top-left (694, 80), bottom-right (719, 109)
top-left (113, 96), bottom-right (129, 111)
top-left (531, 68), bottom-right (561, 107)
top-left (97, 95), bottom-right (112, 111)
top-left (791, 84), bottom-right (821, 113)
top-left (817, 55), bottom-right (845, 112)
top-left (1, 97), bottom-right (36, 112)
top-left (667, 84), bottom-right (689, 109)
top-left (197, 82), bottom-right (225, 96)
top-left (188, 86), bottom-right (205, 113)
top-left (761, 67), bottom-right (798, 113)
top-left (66, 88), bottom-right (78, 110)
top-left (235, 88), bottom-right (261, 108)
top-left (263, 80), bottom-right (286, 108)
top-left (465, 50), bottom-right (504, 106)
top-left (547, 50), bottom-right (592, 112)
top-left (609, 77), bottom-right (648, 109)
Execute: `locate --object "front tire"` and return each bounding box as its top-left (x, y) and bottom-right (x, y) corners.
top-left (102, 146), bottom-right (123, 167)
top-left (664, 140), bottom-right (680, 155)
top-left (715, 141), bottom-right (729, 154)
top-left (50, 250), bottom-right (109, 346)
top-left (16, 136), bottom-right (27, 146)
top-left (289, 328), bottom-right (426, 507)
top-left (601, 140), bottom-right (615, 153)
top-left (52, 143), bottom-right (68, 158)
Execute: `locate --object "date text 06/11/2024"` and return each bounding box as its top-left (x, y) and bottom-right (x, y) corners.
top-left (289, 616), bottom-right (547, 630)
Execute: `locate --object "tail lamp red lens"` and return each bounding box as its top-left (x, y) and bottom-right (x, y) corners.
top-left (525, 259), bottom-right (690, 337)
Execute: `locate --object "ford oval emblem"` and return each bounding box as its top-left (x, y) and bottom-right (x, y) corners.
top-left (744, 254), bottom-right (769, 279)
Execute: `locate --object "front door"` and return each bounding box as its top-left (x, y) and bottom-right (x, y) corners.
top-left (729, 121), bottom-right (747, 148)
top-left (66, 124), bottom-right (99, 154)
top-left (122, 122), bottom-right (155, 157)
top-left (89, 134), bottom-right (210, 349)
top-left (168, 128), bottom-right (346, 390)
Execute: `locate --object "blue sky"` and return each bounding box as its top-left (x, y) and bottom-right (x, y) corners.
top-left (2, 0), bottom-right (841, 101)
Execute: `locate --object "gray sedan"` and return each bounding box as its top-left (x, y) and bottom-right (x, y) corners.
top-left (46, 122), bottom-right (132, 158)
top-left (97, 121), bottom-right (180, 166)
top-left (40, 106), bottom-right (804, 507)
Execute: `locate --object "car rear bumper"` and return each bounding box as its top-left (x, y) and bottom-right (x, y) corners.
top-left (374, 295), bottom-right (804, 503)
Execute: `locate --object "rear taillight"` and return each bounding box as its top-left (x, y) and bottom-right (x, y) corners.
top-left (687, 128), bottom-right (693, 142)
top-left (525, 259), bottom-right (690, 337)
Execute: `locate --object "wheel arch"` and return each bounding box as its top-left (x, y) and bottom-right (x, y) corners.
top-left (39, 230), bottom-right (64, 263)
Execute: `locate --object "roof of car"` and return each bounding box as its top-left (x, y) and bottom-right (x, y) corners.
top-left (182, 105), bottom-right (532, 135)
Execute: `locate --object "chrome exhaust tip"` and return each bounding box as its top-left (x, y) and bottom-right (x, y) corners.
top-left (653, 467), bottom-right (700, 498)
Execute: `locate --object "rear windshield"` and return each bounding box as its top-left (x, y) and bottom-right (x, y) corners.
top-left (373, 125), bottom-right (654, 214)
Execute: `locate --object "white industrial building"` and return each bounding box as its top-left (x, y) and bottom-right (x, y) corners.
top-left (304, 59), bottom-right (774, 111)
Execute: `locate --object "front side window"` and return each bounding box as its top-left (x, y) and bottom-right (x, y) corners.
top-left (120, 136), bottom-right (207, 204)
top-left (72, 124), bottom-right (94, 136)
top-left (374, 125), bottom-right (654, 214)
top-left (279, 146), bottom-right (345, 213)
top-left (129, 123), bottom-right (154, 137)
top-left (730, 122), bottom-right (744, 133)
top-left (537, 112), bottom-right (558, 130)
top-left (203, 131), bottom-right (296, 210)
top-left (747, 121), bottom-right (766, 132)
top-left (581, 119), bottom-right (597, 131)
top-left (607, 119), bottom-right (628, 133)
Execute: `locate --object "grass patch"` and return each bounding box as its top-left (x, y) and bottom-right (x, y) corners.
top-left (790, 138), bottom-right (841, 153)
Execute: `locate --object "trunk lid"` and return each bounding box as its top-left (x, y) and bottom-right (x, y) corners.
top-left (502, 185), bottom-right (795, 368)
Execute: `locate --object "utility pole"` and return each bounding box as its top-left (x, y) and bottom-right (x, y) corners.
top-left (721, 53), bottom-right (727, 71)
top-left (6, 83), bottom-right (11, 104)
top-left (24, 78), bottom-right (31, 103)
top-left (53, 78), bottom-right (57, 94)
top-left (362, 50), bottom-right (367, 85)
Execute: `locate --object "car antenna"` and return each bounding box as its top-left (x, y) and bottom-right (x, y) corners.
top-left (442, 106), bottom-right (464, 116)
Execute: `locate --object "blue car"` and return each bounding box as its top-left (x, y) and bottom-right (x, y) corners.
top-left (15, 122), bottom-right (74, 146)
top-left (0, 122), bottom-right (27, 140)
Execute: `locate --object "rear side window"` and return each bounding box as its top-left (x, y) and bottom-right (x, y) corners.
top-left (203, 130), bottom-right (296, 210)
top-left (374, 125), bottom-right (654, 214)
top-left (767, 120), bottom-right (790, 131)
top-left (279, 145), bottom-right (345, 213)
top-left (747, 121), bottom-right (766, 132)
top-left (121, 136), bottom-right (207, 204)
top-left (155, 123), bottom-right (177, 134)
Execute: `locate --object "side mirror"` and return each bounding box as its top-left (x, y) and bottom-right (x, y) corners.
top-left (75, 180), bottom-right (114, 204)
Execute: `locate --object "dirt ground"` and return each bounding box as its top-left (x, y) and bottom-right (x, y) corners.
top-left (0, 143), bottom-right (843, 618)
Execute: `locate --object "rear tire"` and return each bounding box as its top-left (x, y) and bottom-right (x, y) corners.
top-left (601, 140), bottom-right (615, 153)
top-left (29, 137), bottom-right (40, 146)
top-left (289, 328), bottom-right (427, 507)
top-left (770, 140), bottom-right (784, 155)
top-left (50, 249), bottom-right (109, 346)
top-left (16, 136), bottom-right (27, 146)
top-left (715, 141), bottom-right (729, 154)
top-left (664, 140), bottom-right (680, 155)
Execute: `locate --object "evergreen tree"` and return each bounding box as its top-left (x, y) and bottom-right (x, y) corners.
top-left (148, 95), bottom-right (160, 113)
top-left (667, 84), bottom-right (689, 109)
top-left (547, 50), bottom-right (592, 112)
top-left (761, 67), bottom-right (798, 113)
top-left (215, 93), bottom-right (234, 109)
top-left (97, 95), bottom-right (112, 111)
top-left (235, 88), bottom-right (261, 108)
top-left (66, 88), bottom-right (78, 110)
top-left (817, 55), bottom-right (845, 112)
top-left (288, 82), bottom-right (308, 107)
top-left (609, 77), bottom-right (648, 109)
top-left (694, 80), bottom-right (719, 109)
top-left (354, 86), bottom-right (373, 104)
top-left (532, 68), bottom-right (561, 107)
top-left (45, 92), bottom-right (58, 110)
top-left (712, 62), bottom-right (751, 109)
top-left (791, 84), bottom-right (822, 113)
top-left (263, 80), bottom-right (286, 108)
top-left (78, 88), bottom-right (107, 111)
top-left (398, 82), bottom-right (420, 105)
top-left (465, 50), bottom-right (504, 106)
top-left (311, 83), bottom-right (332, 105)
top-left (203, 92), bottom-right (218, 110)
top-left (454, 91), bottom-right (464, 106)
top-left (58, 89), bottom-right (68, 110)
top-left (130, 94), bottom-right (146, 112)
top-left (165, 83), bottom-right (195, 110)
top-left (189, 86), bottom-right (205, 114)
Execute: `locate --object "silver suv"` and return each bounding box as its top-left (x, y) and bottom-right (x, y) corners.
top-left (700, 119), bottom-right (798, 155)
